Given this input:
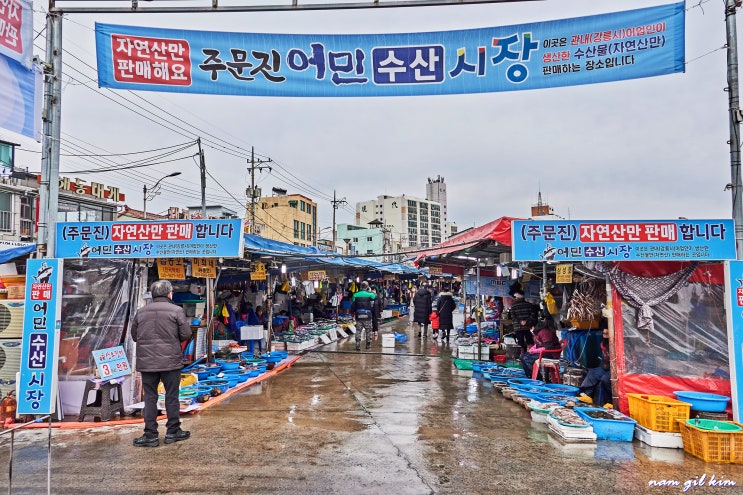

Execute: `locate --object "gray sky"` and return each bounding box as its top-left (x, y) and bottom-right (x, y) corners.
top-left (0, 0), bottom-right (734, 236)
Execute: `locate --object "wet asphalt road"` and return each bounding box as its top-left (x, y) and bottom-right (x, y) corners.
top-left (1, 316), bottom-right (741, 495)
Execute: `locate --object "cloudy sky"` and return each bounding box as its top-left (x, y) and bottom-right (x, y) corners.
top-left (0, 0), bottom-right (734, 237)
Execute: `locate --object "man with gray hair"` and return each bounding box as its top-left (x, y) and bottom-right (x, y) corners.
top-left (131, 279), bottom-right (193, 447)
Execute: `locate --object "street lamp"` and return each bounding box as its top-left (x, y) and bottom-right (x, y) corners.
top-left (143, 172), bottom-right (181, 219)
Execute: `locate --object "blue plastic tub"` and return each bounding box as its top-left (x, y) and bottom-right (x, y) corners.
top-left (216, 359), bottom-right (241, 371)
top-left (543, 383), bottom-right (580, 396)
top-left (200, 379), bottom-right (229, 394)
top-left (673, 391), bottom-right (731, 413)
top-left (575, 407), bottom-right (637, 441)
top-left (534, 393), bottom-right (574, 406)
top-left (508, 378), bottom-right (544, 388)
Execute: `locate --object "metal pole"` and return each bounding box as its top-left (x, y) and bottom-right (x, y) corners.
top-left (266, 270), bottom-right (273, 353)
top-left (47, 415), bottom-right (52, 495)
top-left (726, 0), bottom-right (743, 259)
top-left (198, 137), bottom-right (206, 218)
top-left (332, 190), bottom-right (337, 253)
top-left (38, 12), bottom-right (63, 258)
top-left (8, 429), bottom-right (12, 495)
top-left (250, 146), bottom-right (256, 234)
top-left (142, 184), bottom-right (147, 219)
top-left (605, 273), bottom-right (618, 409)
top-left (476, 261), bottom-right (482, 360)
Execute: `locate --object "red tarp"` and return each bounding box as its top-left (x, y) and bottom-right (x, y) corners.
top-left (413, 216), bottom-right (518, 267)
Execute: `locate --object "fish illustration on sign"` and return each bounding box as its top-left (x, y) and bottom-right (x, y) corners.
top-left (78, 243), bottom-right (91, 258)
top-left (540, 244), bottom-right (557, 261)
top-left (32, 262), bottom-right (53, 283)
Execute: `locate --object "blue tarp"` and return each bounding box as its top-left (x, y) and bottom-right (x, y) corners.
top-left (243, 234), bottom-right (419, 275)
top-left (0, 244), bottom-right (35, 264)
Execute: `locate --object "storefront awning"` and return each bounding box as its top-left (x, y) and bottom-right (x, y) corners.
top-left (413, 217), bottom-right (519, 267)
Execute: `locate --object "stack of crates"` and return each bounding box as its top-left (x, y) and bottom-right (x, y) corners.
top-left (627, 393), bottom-right (691, 449)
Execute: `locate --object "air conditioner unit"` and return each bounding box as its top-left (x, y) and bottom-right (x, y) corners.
top-left (0, 339), bottom-right (22, 388)
top-left (0, 300), bottom-right (25, 339)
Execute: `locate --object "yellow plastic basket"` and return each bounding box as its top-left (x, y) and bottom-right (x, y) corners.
top-left (627, 393), bottom-right (691, 432)
top-left (678, 420), bottom-right (743, 463)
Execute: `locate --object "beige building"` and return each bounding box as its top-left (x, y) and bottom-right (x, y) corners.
top-left (250, 191), bottom-right (317, 248)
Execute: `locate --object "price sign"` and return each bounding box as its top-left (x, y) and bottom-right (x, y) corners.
top-left (555, 264), bottom-right (573, 284)
top-left (191, 258), bottom-right (217, 278)
top-left (308, 270), bottom-right (326, 281)
top-left (428, 266), bottom-right (443, 276)
top-left (92, 346), bottom-right (132, 380)
top-left (250, 262), bottom-right (266, 281)
top-left (157, 258), bottom-right (186, 280)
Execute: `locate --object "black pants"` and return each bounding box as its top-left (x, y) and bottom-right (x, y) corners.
top-left (142, 369), bottom-right (182, 438)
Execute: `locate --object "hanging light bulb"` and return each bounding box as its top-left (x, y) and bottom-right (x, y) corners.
top-left (281, 263), bottom-right (287, 274)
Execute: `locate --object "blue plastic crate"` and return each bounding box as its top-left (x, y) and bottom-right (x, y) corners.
top-left (575, 407), bottom-right (637, 441)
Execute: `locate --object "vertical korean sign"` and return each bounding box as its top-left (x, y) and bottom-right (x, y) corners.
top-left (18, 259), bottom-right (63, 415)
top-left (724, 261), bottom-right (743, 422)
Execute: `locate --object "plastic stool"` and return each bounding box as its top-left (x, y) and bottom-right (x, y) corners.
top-left (78, 378), bottom-right (125, 422)
top-left (533, 358), bottom-right (562, 384)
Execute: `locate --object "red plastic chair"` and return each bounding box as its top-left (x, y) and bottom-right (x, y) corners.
top-left (531, 339), bottom-right (567, 383)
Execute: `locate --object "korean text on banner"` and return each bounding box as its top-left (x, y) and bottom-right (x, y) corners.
top-left (94, 2), bottom-right (684, 98)
top-left (512, 219), bottom-right (737, 262)
top-left (18, 259), bottom-right (63, 415)
top-left (724, 261), bottom-right (743, 422)
top-left (54, 219), bottom-right (244, 259)
top-left (0, 0), bottom-right (33, 68)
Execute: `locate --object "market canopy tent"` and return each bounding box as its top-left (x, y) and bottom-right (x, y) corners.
top-left (413, 216), bottom-right (518, 269)
top-left (240, 233), bottom-right (419, 276)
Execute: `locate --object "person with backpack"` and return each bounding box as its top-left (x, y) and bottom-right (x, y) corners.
top-left (351, 281), bottom-right (376, 351)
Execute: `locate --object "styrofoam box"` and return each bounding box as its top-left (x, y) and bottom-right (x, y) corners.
top-left (240, 325), bottom-right (263, 340)
top-left (634, 424), bottom-right (683, 449)
top-left (381, 310), bottom-right (393, 319)
top-left (382, 334), bottom-right (395, 347)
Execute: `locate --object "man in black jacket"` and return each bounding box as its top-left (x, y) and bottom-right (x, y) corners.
top-left (509, 291), bottom-right (538, 352)
top-left (131, 280), bottom-right (192, 447)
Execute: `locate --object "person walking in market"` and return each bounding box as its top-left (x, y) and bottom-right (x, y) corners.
top-left (351, 281), bottom-right (376, 351)
top-left (508, 290), bottom-right (538, 352)
top-left (412, 283), bottom-right (433, 338)
top-left (436, 284), bottom-right (456, 342)
top-left (131, 279), bottom-right (193, 447)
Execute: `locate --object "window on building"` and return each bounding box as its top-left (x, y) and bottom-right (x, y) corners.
top-left (0, 191), bottom-right (11, 232)
top-left (367, 236), bottom-right (373, 242)
top-left (288, 200), bottom-right (298, 208)
top-left (300, 222), bottom-right (306, 240)
top-left (20, 196), bottom-right (34, 238)
top-left (293, 220), bottom-right (300, 238)
top-left (353, 237), bottom-right (358, 242)
top-left (407, 199), bottom-right (416, 208)
top-left (367, 250), bottom-right (374, 255)
top-left (57, 200), bottom-right (113, 222)
top-left (300, 200), bottom-right (306, 212)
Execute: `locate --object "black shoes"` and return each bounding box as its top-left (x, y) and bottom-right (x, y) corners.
top-left (356, 343), bottom-right (361, 351)
top-left (133, 435), bottom-right (159, 448)
top-left (164, 430), bottom-right (191, 444)
top-left (365, 342), bottom-right (371, 350)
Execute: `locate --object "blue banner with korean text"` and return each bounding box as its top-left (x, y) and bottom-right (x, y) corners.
top-left (55, 219), bottom-right (244, 259)
top-left (18, 259), bottom-right (63, 415)
top-left (94, 2), bottom-right (684, 97)
top-left (512, 219), bottom-right (737, 262)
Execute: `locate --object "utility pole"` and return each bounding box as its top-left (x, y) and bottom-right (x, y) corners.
top-left (38, 12), bottom-right (63, 259)
top-left (331, 190), bottom-right (347, 253)
top-left (246, 146), bottom-right (271, 234)
top-left (726, 0), bottom-right (743, 259)
top-left (198, 137), bottom-right (206, 218)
